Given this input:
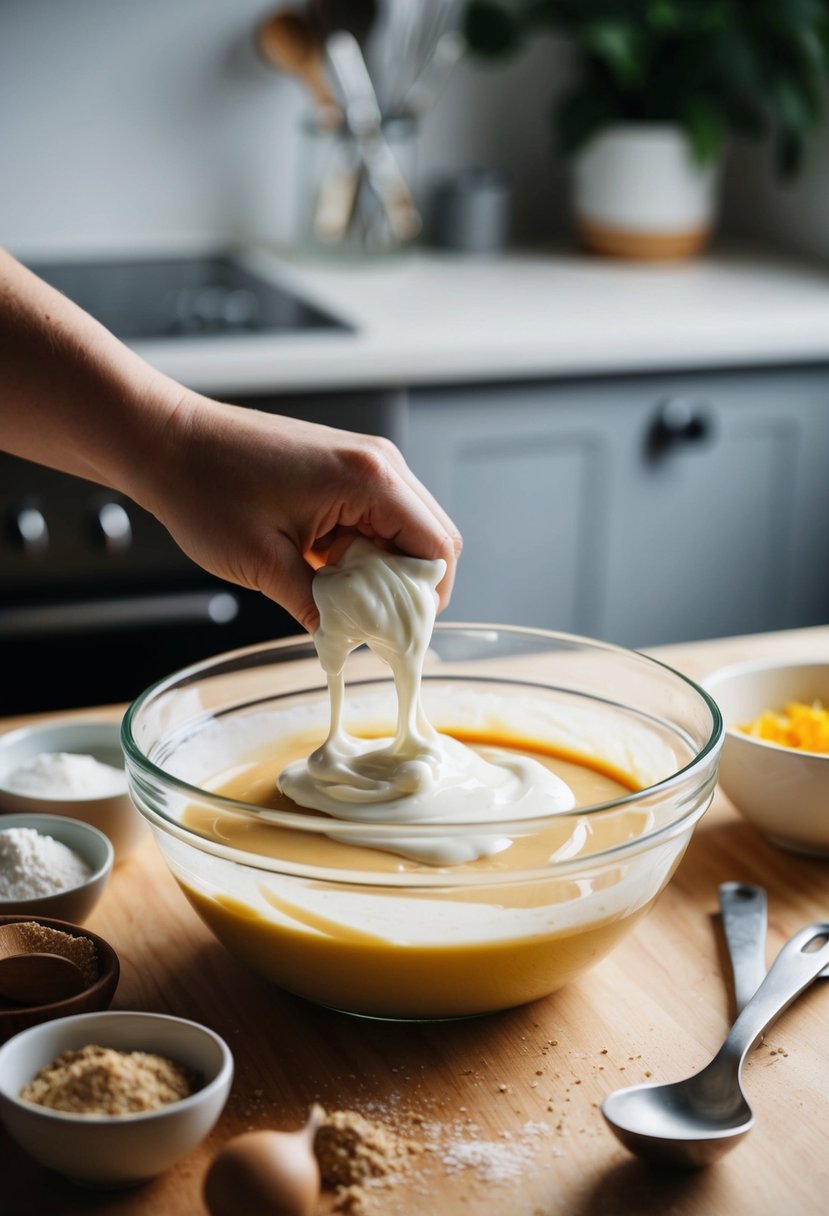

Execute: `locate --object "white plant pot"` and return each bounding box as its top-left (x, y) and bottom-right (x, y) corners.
top-left (572, 123), bottom-right (721, 259)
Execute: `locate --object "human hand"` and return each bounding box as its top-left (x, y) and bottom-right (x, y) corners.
top-left (142, 395), bottom-right (462, 634)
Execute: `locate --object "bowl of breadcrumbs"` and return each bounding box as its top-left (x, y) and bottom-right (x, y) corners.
top-left (0, 1009), bottom-right (233, 1185)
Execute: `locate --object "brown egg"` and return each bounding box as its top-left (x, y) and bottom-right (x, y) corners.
top-left (204, 1106), bottom-right (324, 1216)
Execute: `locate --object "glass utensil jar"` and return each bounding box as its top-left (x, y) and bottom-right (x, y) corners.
top-left (297, 116), bottom-right (420, 256)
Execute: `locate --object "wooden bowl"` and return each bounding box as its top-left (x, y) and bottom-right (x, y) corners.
top-left (0, 915), bottom-right (119, 1044)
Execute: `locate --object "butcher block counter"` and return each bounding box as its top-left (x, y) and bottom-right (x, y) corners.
top-left (3, 625), bottom-right (829, 1216)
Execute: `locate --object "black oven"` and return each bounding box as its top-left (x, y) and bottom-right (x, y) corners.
top-left (1, 254), bottom-right (403, 715)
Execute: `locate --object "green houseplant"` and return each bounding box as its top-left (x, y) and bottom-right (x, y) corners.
top-left (464, 0), bottom-right (829, 257)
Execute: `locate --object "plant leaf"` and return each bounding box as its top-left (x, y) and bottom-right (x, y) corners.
top-left (462, 1), bottom-right (523, 56)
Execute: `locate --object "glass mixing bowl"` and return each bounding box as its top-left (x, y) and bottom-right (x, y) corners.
top-left (122, 626), bottom-right (722, 1020)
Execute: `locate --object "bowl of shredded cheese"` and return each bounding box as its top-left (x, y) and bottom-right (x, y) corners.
top-left (705, 659), bottom-right (829, 856)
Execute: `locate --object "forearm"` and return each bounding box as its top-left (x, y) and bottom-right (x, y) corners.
top-left (0, 247), bottom-right (185, 501)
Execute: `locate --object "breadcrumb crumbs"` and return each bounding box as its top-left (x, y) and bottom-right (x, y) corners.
top-left (20, 1044), bottom-right (197, 1114)
top-left (7, 922), bottom-right (97, 986)
top-left (315, 1108), bottom-right (421, 1213)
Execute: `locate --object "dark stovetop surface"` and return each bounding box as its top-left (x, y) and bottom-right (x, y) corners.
top-left (26, 252), bottom-right (350, 340)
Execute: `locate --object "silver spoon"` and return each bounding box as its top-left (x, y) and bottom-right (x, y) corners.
top-left (602, 920), bottom-right (829, 1167)
top-left (719, 881), bottom-right (769, 1015)
top-left (719, 881), bottom-right (829, 1016)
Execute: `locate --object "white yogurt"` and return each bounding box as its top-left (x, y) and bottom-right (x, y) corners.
top-left (278, 539), bottom-right (576, 863)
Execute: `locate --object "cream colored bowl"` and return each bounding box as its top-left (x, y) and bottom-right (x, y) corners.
top-left (704, 660), bottom-right (829, 856)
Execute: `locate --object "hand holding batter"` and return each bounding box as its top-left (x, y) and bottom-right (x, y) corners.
top-left (0, 248), bottom-right (461, 633)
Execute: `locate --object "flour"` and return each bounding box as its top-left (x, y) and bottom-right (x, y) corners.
top-left (0, 827), bottom-right (92, 900)
top-left (4, 751), bottom-right (127, 799)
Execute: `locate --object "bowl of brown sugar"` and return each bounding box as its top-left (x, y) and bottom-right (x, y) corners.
top-left (0, 915), bottom-right (119, 1043)
top-left (0, 1009), bottom-right (233, 1186)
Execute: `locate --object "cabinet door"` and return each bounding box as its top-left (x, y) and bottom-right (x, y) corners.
top-left (407, 369), bottom-right (829, 648)
top-left (602, 368), bottom-right (829, 646)
top-left (405, 386), bottom-right (615, 634)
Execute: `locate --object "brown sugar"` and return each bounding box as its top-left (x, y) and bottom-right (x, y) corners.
top-left (9, 921), bottom-right (97, 986)
top-left (20, 1044), bottom-right (197, 1114)
top-left (315, 1109), bottom-right (422, 1213)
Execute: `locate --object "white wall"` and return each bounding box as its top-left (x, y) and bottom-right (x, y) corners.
top-left (5, 1), bottom-right (827, 263)
top-left (0, 0), bottom-right (568, 258)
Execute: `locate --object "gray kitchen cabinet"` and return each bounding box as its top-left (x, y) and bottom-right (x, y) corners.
top-left (404, 367), bottom-right (829, 648)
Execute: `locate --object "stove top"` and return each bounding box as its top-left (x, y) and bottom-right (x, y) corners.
top-left (26, 253), bottom-right (350, 340)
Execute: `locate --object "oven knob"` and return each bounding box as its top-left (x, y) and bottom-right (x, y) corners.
top-left (94, 501), bottom-right (133, 552)
top-left (9, 506), bottom-right (49, 554)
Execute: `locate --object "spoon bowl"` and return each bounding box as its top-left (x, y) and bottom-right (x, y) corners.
top-left (602, 921), bottom-right (829, 1167)
top-left (0, 953), bottom-right (86, 1005)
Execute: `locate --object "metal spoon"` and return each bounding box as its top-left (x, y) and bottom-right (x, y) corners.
top-left (719, 881), bottom-right (769, 1015)
top-left (602, 920), bottom-right (829, 1167)
top-left (719, 881), bottom-right (829, 1016)
top-left (324, 30), bottom-right (422, 243)
top-left (0, 952), bottom-right (86, 1004)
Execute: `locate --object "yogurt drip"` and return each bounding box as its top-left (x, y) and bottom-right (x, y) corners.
top-left (279, 539), bottom-right (576, 864)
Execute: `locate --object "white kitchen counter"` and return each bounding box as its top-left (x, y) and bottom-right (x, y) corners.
top-left (131, 244), bottom-right (829, 395)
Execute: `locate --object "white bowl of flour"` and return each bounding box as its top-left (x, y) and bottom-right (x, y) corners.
top-left (0, 813), bottom-right (113, 922)
top-left (0, 720), bottom-right (147, 862)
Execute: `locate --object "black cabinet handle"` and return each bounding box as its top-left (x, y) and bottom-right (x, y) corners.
top-left (646, 399), bottom-right (715, 458)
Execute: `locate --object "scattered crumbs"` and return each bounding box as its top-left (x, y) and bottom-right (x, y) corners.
top-left (440, 1120), bottom-right (557, 1182)
top-left (644, 1071), bottom-right (652, 1078)
top-left (497, 1083), bottom-right (508, 1093)
top-left (600, 1048), bottom-right (608, 1055)
top-left (535, 1070), bottom-right (543, 1076)
top-left (315, 1108), bottom-right (422, 1214)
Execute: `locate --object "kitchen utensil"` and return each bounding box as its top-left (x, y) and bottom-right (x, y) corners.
top-left (0, 924), bottom-right (83, 1001)
top-left (324, 30), bottom-right (421, 242)
top-left (0, 923), bottom-right (86, 1005)
top-left (0, 915), bottom-right (119, 1044)
top-left (719, 882), bottom-right (829, 1018)
top-left (256, 9), bottom-right (341, 126)
top-left (398, 28), bottom-right (464, 120)
top-left (0, 953), bottom-right (86, 1005)
top-left (312, 0), bottom-right (377, 46)
top-left (719, 881), bottom-right (769, 1015)
top-left (602, 920), bottom-right (829, 1167)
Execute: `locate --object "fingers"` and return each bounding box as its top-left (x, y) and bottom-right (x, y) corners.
top-left (258, 538), bottom-right (320, 635)
top-left (365, 477), bottom-right (461, 611)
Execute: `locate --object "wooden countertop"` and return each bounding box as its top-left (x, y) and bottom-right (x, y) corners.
top-left (3, 625), bottom-right (829, 1216)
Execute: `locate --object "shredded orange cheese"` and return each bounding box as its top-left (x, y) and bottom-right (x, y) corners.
top-left (738, 700), bottom-right (829, 752)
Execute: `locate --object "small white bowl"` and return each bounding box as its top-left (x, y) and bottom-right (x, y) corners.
top-left (0, 813), bottom-right (113, 922)
top-left (0, 1010), bottom-right (234, 1186)
top-left (704, 660), bottom-right (829, 856)
top-left (0, 720), bottom-right (148, 862)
